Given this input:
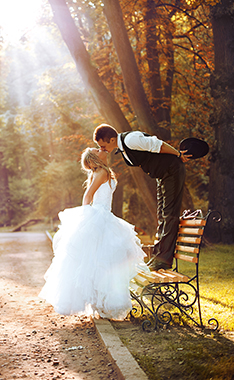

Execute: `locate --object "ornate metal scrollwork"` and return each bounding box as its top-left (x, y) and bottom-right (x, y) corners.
top-left (130, 291), bottom-right (144, 317)
top-left (205, 210), bottom-right (222, 223)
top-left (130, 209), bottom-right (221, 331)
top-left (208, 318), bottom-right (219, 331)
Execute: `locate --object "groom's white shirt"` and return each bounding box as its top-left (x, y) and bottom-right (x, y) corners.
top-left (117, 131), bottom-right (163, 164)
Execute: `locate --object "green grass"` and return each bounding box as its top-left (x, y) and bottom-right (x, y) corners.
top-left (132, 244), bottom-right (234, 331)
top-left (125, 326), bottom-right (234, 380)
top-left (116, 244), bottom-right (234, 380)
top-left (177, 244), bottom-right (234, 331)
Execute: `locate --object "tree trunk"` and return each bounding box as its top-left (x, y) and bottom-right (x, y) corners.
top-left (209, 0), bottom-right (234, 243)
top-left (102, 0), bottom-right (170, 140)
top-left (112, 178), bottom-right (123, 217)
top-left (48, 0), bottom-right (130, 132)
top-left (129, 167), bottom-right (157, 223)
top-left (0, 152), bottom-right (12, 226)
top-left (163, 29), bottom-right (174, 126)
top-left (145, 0), bottom-right (164, 123)
top-left (48, 0), bottom-right (157, 222)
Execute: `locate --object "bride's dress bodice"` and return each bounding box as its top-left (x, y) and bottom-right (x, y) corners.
top-left (92, 179), bottom-right (116, 211)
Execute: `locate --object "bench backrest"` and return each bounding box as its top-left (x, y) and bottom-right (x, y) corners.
top-left (174, 217), bottom-right (206, 270)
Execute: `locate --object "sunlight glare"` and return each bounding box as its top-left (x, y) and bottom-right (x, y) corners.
top-left (0, 0), bottom-right (43, 43)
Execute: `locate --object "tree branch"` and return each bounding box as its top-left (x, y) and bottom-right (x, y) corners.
top-left (155, 2), bottom-right (207, 29)
top-left (174, 43), bottom-right (211, 72)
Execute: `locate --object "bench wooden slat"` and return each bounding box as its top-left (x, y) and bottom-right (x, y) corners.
top-left (157, 270), bottom-right (182, 282)
top-left (180, 219), bottom-right (206, 227)
top-left (149, 272), bottom-right (171, 282)
top-left (130, 281), bottom-right (143, 295)
top-left (137, 270), bottom-right (162, 282)
top-left (163, 270), bottom-right (189, 282)
top-left (134, 269), bottom-right (189, 284)
top-left (138, 270), bottom-right (171, 283)
top-left (134, 274), bottom-right (150, 286)
top-left (174, 253), bottom-right (198, 263)
top-left (179, 227), bottom-right (204, 236)
top-left (130, 211), bottom-right (220, 330)
top-left (175, 244), bottom-right (199, 254)
top-left (177, 236), bottom-right (201, 244)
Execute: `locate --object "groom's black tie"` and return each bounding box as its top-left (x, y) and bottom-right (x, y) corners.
top-left (115, 147), bottom-right (133, 166)
top-left (115, 148), bottom-right (123, 155)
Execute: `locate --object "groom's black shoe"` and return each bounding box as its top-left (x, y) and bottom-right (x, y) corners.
top-left (147, 258), bottom-right (171, 271)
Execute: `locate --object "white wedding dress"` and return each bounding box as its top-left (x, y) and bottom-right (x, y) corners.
top-left (39, 179), bottom-right (148, 320)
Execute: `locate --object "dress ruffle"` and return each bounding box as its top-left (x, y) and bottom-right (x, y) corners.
top-left (39, 181), bottom-right (149, 320)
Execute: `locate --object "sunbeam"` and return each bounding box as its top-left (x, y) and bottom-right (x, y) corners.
top-left (0, 0), bottom-right (43, 43)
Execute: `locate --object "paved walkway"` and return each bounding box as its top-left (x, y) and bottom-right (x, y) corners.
top-left (0, 231), bottom-right (147, 380)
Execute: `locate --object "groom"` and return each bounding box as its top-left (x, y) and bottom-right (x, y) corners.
top-left (93, 123), bottom-right (190, 271)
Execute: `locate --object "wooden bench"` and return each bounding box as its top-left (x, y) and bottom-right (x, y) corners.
top-left (130, 209), bottom-right (221, 331)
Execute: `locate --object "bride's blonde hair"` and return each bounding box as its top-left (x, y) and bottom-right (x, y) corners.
top-left (81, 147), bottom-right (116, 188)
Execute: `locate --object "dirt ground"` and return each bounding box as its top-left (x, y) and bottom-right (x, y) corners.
top-left (0, 231), bottom-right (234, 380)
top-left (0, 232), bottom-right (121, 380)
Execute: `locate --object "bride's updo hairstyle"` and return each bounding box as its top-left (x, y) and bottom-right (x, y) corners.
top-left (81, 147), bottom-right (116, 187)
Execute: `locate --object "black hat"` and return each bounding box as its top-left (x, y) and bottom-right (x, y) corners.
top-left (179, 137), bottom-right (209, 159)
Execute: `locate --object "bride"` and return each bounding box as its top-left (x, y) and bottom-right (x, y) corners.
top-left (39, 147), bottom-right (148, 320)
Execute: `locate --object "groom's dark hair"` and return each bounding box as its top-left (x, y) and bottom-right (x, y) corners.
top-left (93, 124), bottom-right (118, 143)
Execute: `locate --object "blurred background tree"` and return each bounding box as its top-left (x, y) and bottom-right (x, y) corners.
top-left (46, 0), bottom-right (216, 232)
top-left (1, 0), bottom-right (233, 244)
top-left (0, 23), bottom-right (98, 226)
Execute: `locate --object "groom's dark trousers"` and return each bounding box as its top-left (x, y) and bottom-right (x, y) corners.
top-left (153, 159), bottom-right (185, 267)
top-left (120, 132), bottom-right (186, 268)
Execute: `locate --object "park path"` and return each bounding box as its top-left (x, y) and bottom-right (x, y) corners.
top-left (0, 232), bottom-right (121, 380)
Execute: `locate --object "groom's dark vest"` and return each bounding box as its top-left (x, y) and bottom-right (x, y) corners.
top-left (120, 132), bottom-right (178, 179)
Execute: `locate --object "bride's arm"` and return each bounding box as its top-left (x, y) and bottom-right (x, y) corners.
top-left (82, 169), bottom-right (108, 205)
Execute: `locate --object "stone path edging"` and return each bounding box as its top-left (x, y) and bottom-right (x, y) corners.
top-left (94, 318), bottom-right (148, 380)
